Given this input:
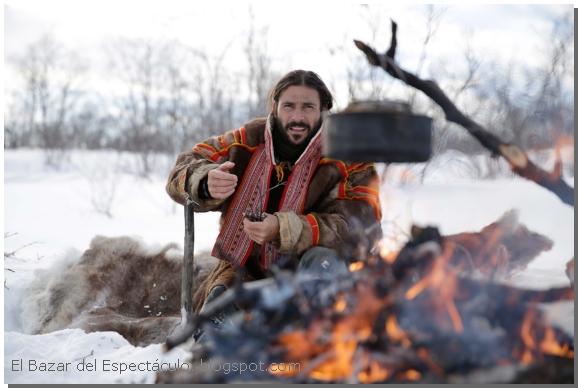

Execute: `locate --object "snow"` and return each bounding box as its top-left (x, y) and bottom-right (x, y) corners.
top-left (3, 148), bottom-right (574, 383)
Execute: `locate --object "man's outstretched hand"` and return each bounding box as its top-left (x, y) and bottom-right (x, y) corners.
top-left (243, 213), bottom-right (280, 245)
top-left (208, 161), bottom-right (237, 199)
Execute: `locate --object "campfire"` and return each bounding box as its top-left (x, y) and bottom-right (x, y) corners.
top-left (159, 212), bottom-right (573, 384)
top-left (267, 238), bottom-right (573, 383)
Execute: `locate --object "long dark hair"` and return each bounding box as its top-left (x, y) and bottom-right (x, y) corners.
top-left (268, 70), bottom-right (333, 114)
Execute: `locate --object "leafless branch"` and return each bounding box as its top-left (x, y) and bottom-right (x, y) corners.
top-left (4, 241), bottom-right (41, 258)
top-left (354, 21), bottom-right (574, 206)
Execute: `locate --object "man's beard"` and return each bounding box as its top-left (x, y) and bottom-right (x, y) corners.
top-left (274, 116), bottom-right (323, 145)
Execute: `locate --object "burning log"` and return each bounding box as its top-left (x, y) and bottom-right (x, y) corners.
top-left (390, 210), bottom-right (553, 283)
top-left (353, 21), bottom-right (574, 207)
top-left (159, 216), bottom-right (573, 384)
top-left (445, 210), bottom-right (553, 277)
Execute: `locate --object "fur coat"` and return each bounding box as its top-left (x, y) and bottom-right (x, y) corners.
top-left (166, 116), bottom-right (382, 310)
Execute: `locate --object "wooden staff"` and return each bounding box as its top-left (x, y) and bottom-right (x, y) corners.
top-left (165, 198), bottom-right (198, 350)
top-left (182, 198), bottom-right (196, 325)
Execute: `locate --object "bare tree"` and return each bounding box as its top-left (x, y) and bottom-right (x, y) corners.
top-left (407, 5), bottom-right (446, 109)
top-left (161, 43), bottom-right (206, 155)
top-left (191, 44), bottom-right (237, 143)
top-left (107, 37), bottom-right (240, 176)
top-left (455, 11), bottom-right (574, 178)
top-left (9, 34), bottom-right (86, 167)
top-left (108, 38), bottom-right (187, 176)
top-left (244, 7), bottom-right (277, 118)
top-left (525, 10), bottom-right (574, 147)
top-left (344, 5), bottom-right (391, 102)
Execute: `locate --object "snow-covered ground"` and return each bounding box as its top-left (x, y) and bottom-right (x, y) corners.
top-left (3, 148), bottom-right (574, 383)
top-left (4, 150), bottom-right (219, 384)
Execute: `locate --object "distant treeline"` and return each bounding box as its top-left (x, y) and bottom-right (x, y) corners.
top-left (5, 8), bottom-right (573, 176)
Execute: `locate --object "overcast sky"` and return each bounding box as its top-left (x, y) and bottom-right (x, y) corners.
top-left (3, 1), bottom-right (574, 108)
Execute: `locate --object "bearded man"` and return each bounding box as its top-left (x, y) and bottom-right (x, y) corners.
top-left (166, 70), bottom-right (382, 314)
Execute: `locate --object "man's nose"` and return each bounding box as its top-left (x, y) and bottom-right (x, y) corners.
top-left (290, 108), bottom-right (306, 122)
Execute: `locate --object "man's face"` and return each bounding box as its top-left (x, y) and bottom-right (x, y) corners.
top-left (275, 85), bottom-right (323, 145)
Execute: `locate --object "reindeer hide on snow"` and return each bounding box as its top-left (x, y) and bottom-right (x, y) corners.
top-left (21, 235), bottom-right (217, 346)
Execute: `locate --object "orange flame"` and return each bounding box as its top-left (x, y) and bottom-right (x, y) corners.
top-left (334, 295), bottom-right (347, 313)
top-left (349, 261), bottom-right (365, 272)
top-left (401, 369), bottom-right (422, 381)
top-left (386, 315), bottom-right (411, 347)
top-left (517, 308), bottom-right (574, 364)
top-left (405, 244), bottom-right (455, 300)
top-left (519, 307), bottom-right (537, 365)
top-left (404, 244), bottom-right (464, 333)
top-left (405, 276), bottom-right (429, 300)
top-left (554, 134), bottom-right (574, 164)
top-left (378, 239), bottom-right (400, 264)
top-left (358, 360), bottom-right (390, 383)
top-left (446, 300), bottom-right (464, 333)
top-left (273, 284), bottom-right (386, 382)
top-left (309, 338), bottom-right (357, 381)
top-left (540, 326), bottom-right (574, 358)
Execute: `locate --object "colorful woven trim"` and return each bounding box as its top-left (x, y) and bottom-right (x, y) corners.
top-left (192, 127), bottom-right (257, 163)
top-left (319, 158), bottom-right (382, 221)
top-left (305, 214), bottom-right (320, 246)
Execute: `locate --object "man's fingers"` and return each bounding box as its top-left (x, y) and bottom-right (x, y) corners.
top-left (210, 180), bottom-right (237, 189)
top-left (242, 221), bottom-right (267, 244)
top-left (244, 225), bottom-right (264, 237)
top-left (212, 188), bottom-right (235, 197)
top-left (210, 169), bottom-right (237, 182)
top-left (243, 229), bottom-right (264, 245)
top-left (243, 220), bottom-right (260, 232)
top-left (243, 218), bottom-right (254, 231)
top-left (212, 189), bottom-right (235, 199)
top-left (211, 185), bottom-right (236, 199)
top-left (208, 166), bottom-right (237, 198)
top-left (253, 234), bottom-right (265, 244)
top-left (217, 161), bottom-right (235, 172)
top-left (209, 180), bottom-right (237, 190)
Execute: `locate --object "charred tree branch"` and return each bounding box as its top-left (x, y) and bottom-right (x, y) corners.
top-left (354, 20), bottom-right (574, 207)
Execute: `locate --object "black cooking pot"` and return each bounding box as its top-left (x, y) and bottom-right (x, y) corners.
top-left (322, 100), bottom-right (432, 163)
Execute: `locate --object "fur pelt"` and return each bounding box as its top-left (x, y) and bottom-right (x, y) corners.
top-left (22, 235), bottom-right (217, 346)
